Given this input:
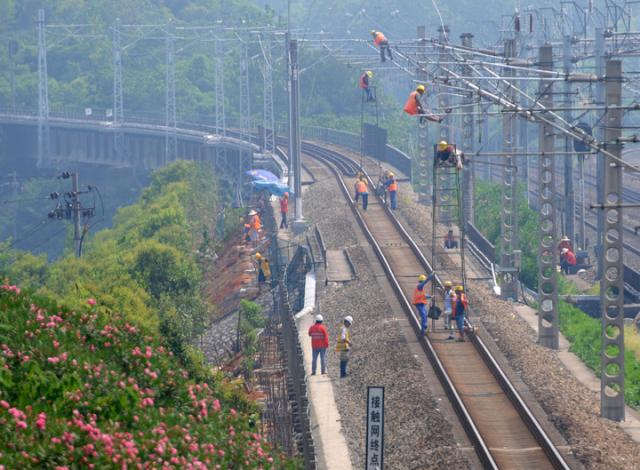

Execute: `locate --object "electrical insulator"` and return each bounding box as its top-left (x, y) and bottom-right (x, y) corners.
top-left (515, 15), bottom-right (520, 33)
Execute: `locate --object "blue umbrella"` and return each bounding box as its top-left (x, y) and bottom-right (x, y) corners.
top-left (246, 169), bottom-right (278, 182)
top-left (252, 180), bottom-right (293, 197)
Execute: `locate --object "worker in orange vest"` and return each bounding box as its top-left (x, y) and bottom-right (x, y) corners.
top-left (452, 285), bottom-right (469, 342)
top-left (383, 172), bottom-right (398, 209)
top-left (355, 176), bottom-right (369, 211)
top-left (359, 70), bottom-right (375, 102)
top-left (279, 192), bottom-right (289, 229)
top-left (413, 274), bottom-right (434, 334)
top-left (403, 85), bottom-right (442, 124)
top-left (308, 314), bottom-right (329, 375)
top-left (371, 30), bottom-right (392, 62)
top-left (249, 209), bottom-right (261, 247)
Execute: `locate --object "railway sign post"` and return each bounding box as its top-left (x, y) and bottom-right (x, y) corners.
top-left (365, 386), bottom-right (385, 470)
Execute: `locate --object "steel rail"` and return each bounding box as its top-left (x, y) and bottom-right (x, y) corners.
top-left (302, 141), bottom-right (571, 470)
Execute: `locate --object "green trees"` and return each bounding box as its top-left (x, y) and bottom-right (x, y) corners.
top-left (1, 161), bottom-right (218, 373)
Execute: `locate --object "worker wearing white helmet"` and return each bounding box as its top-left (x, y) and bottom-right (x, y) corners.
top-left (336, 316), bottom-right (354, 378)
top-left (309, 314), bottom-right (329, 375)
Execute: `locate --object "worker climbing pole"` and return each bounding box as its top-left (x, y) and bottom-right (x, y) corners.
top-left (359, 70), bottom-right (380, 169)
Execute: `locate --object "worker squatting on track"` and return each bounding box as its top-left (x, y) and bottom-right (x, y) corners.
top-left (308, 314), bottom-right (329, 375)
top-left (560, 247), bottom-right (577, 274)
top-left (359, 70), bottom-right (375, 102)
top-left (371, 30), bottom-right (392, 62)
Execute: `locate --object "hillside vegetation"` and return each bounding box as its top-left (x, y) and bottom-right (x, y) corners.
top-left (1, 161), bottom-right (219, 373)
top-left (0, 283), bottom-right (297, 468)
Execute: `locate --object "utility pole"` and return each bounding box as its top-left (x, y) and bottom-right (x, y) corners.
top-left (600, 59), bottom-right (624, 421)
top-left (165, 24), bottom-right (177, 164)
top-left (460, 33), bottom-right (474, 228)
top-left (113, 18), bottom-right (125, 162)
top-left (214, 36), bottom-right (226, 138)
top-left (537, 44), bottom-right (559, 350)
top-left (437, 25), bottom-right (452, 224)
top-left (594, 27), bottom-right (605, 279)
top-left (260, 32), bottom-right (276, 154)
top-left (414, 25), bottom-right (431, 201)
top-left (563, 34), bottom-right (575, 244)
top-left (499, 38), bottom-right (519, 301)
top-left (72, 172), bottom-right (81, 258)
top-left (288, 38), bottom-right (305, 232)
top-left (8, 39), bottom-right (18, 113)
top-left (285, 32), bottom-right (294, 190)
top-left (37, 9), bottom-right (50, 167)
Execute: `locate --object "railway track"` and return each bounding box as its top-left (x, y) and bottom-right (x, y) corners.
top-left (303, 141), bottom-right (571, 469)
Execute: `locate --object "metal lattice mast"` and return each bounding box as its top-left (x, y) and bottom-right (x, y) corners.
top-left (437, 25), bottom-right (452, 223)
top-left (415, 25), bottom-right (431, 201)
top-left (563, 33), bottom-right (575, 244)
top-left (537, 44), bottom-right (559, 350)
top-left (594, 27), bottom-right (606, 279)
top-left (214, 36), bottom-right (226, 137)
top-left (37, 9), bottom-right (50, 167)
top-left (165, 25), bottom-right (177, 164)
top-left (499, 38), bottom-right (519, 301)
top-left (600, 59), bottom-right (625, 422)
top-left (261, 32), bottom-right (275, 154)
top-left (460, 33), bottom-right (474, 228)
top-left (113, 18), bottom-right (125, 161)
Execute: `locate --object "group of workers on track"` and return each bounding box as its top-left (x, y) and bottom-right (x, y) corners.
top-left (413, 274), bottom-right (469, 342)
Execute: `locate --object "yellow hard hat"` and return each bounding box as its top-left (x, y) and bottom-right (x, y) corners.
top-left (418, 274), bottom-right (427, 282)
top-left (416, 84), bottom-right (425, 93)
top-left (444, 281), bottom-right (452, 287)
top-left (366, 70), bottom-right (373, 78)
top-left (438, 140), bottom-right (449, 151)
top-left (455, 285), bottom-right (464, 292)
top-left (389, 172), bottom-right (394, 177)
top-left (255, 252), bottom-right (262, 259)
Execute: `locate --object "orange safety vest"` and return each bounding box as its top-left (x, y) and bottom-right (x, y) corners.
top-left (251, 214), bottom-right (261, 230)
top-left (374, 32), bottom-right (387, 46)
top-left (413, 285), bottom-right (428, 305)
top-left (403, 91), bottom-right (420, 115)
top-left (388, 179), bottom-right (398, 192)
top-left (359, 73), bottom-right (369, 89)
top-left (356, 180), bottom-right (368, 193)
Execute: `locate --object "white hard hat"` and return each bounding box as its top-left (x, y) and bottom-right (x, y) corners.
top-left (561, 248), bottom-right (569, 254)
top-left (315, 314), bottom-right (323, 322)
top-left (344, 316), bottom-right (353, 324)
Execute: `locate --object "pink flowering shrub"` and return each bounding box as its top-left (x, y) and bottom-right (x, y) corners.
top-left (0, 286), bottom-right (300, 469)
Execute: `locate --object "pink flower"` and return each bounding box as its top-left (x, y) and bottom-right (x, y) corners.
top-left (36, 412), bottom-right (47, 431)
top-left (47, 357), bottom-right (60, 364)
top-left (53, 340), bottom-right (60, 349)
top-left (16, 420), bottom-right (27, 430)
top-left (87, 298), bottom-right (96, 307)
top-left (0, 400), bottom-right (9, 409)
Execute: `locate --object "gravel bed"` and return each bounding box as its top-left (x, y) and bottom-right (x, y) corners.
top-left (302, 167), bottom-right (471, 469)
top-left (387, 175), bottom-right (640, 469)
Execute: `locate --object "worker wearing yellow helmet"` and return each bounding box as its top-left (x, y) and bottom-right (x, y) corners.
top-left (436, 140), bottom-right (464, 170)
top-left (359, 70), bottom-right (375, 102)
top-left (370, 30), bottom-right (392, 62)
top-left (413, 273), bottom-right (434, 334)
top-left (443, 281), bottom-right (455, 338)
top-left (255, 252), bottom-right (271, 286)
top-left (382, 169), bottom-right (399, 209)
top-left (404, 85), bottom-right (443, 124)
top-left (452, 285), bottom-right (468, 342)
